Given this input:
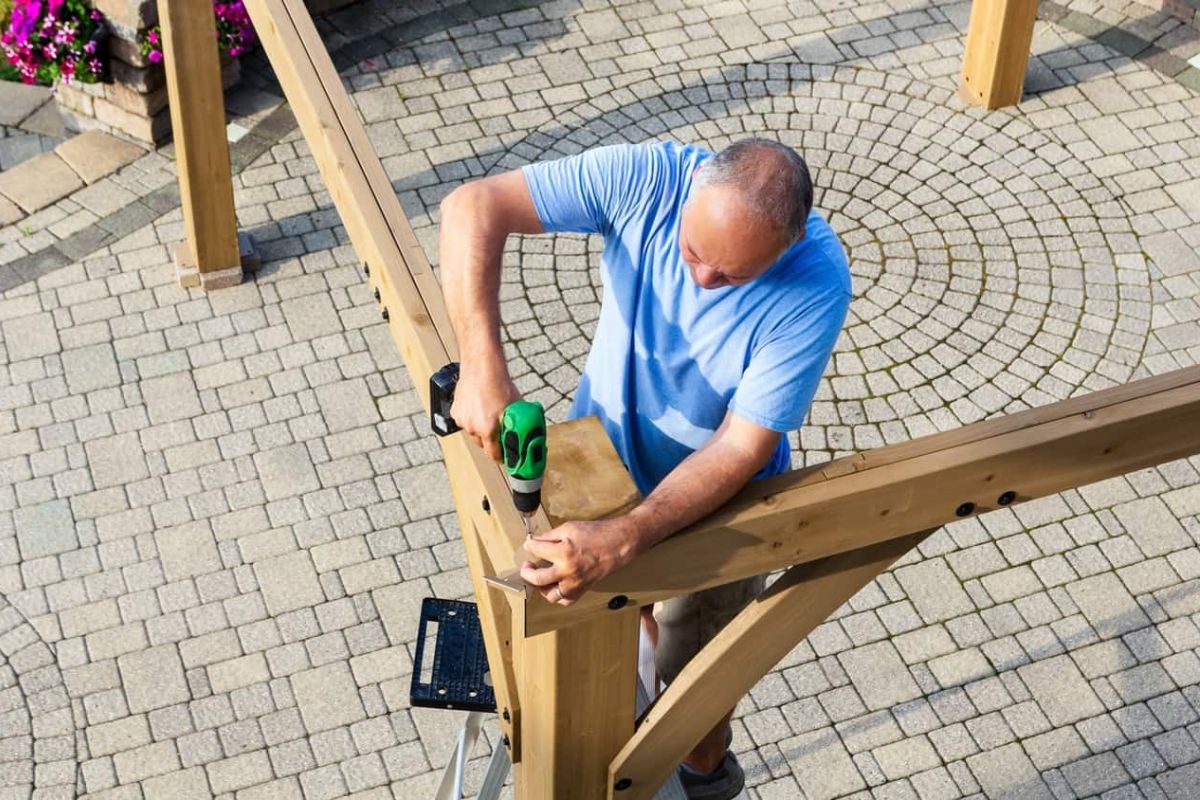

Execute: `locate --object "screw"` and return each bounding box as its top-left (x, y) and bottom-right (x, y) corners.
top-left (615, 778), bottom-right (632, 791)
top-left (374, 288), bottom-right (381, 301)
top-left (502, 708), bottom-right (510, 722)
top-left (363, 263), bottom-right (369, 276)
top-left (956, 502), bottom-right (975, 517)
top-left (482, 497), bottom-right (490, 513)
top-left (382, 308), bottom-right (389, 322)
top-left (608, 595), bottom-right (629, 610)
top-left (998, 490), bottom-right (1016, 506)
top-left (502, 735), bottom-right (510, 749)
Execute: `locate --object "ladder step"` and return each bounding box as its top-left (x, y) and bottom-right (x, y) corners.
top-left (410, 598), bottom-right (496, 712)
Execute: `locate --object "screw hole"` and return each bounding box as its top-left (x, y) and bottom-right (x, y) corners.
top-left (956, 502), bottom-right (976, 517)
top-left (608, 595), bottom-right (629, 610)
top-left (998, 491), bottom-right (1016, 506)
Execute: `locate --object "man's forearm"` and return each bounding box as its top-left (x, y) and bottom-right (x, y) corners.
top-left (623, 436), bottom-right (769, 556)
top-left (439, 185), bottom-right (509, 370)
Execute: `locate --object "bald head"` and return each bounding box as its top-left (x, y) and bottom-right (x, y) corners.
top-left (679, 139), bottom-right (814, 290)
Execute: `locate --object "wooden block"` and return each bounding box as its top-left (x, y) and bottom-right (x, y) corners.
top-left (542, 417), bottom-right (640, 527)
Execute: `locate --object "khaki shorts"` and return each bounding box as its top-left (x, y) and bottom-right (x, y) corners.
top-left (651, 574), bottom-right (767, 686)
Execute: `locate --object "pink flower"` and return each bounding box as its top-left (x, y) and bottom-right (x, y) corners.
top-left (147, 49), bottom-right (162, 64)
top-left (47, 0), bottom-right (63, 16)
top-left (9, 0), bottom-right (41, 42)
top-left (148, 29), bottom-right (159, 44)
top-left (84, 39), bottom-right (96, 54)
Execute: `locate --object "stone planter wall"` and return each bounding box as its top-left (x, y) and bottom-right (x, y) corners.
top-left (54, 0), bottom-right (347, 147)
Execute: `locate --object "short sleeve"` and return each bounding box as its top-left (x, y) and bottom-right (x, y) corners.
top-left (521, 143), bottom-right (660, 236)
top-left (730, 288), bottom-right (850, 433)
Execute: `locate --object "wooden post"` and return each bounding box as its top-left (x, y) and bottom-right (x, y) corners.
top-left (960, 0), bottom-right (1039, 109)
top-left (516, 608), bottom-right (639, 799)
top-left (158, 0), bottom-right (245, 289)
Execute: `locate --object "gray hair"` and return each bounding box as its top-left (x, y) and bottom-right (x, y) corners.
top-left (692, 138), bottom-right (814, 247)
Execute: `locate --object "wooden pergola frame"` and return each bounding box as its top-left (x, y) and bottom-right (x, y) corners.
top-left (156, 0), bottom-right (1199, 798)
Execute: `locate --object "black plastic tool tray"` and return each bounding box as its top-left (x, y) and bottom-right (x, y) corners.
top-left (410, 597), bottom-right (496, 712)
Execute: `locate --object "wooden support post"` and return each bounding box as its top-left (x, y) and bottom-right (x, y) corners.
top-left (516, 608), bottom-right (639, 799)
top-left (609, 531), bottom-right (933, 799)
top-left (960, 0), bottom-right (1039, 109)
top-left (158, 0), bottom-right (245, 290)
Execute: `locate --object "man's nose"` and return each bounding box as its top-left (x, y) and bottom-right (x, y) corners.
top-left (695, 264), bottom-right (724, 289)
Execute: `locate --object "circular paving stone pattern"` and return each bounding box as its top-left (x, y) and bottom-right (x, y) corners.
top-left (0, 597), bottom-right (76, 799)
top-left (476, 65), bottom-right (1151, 466)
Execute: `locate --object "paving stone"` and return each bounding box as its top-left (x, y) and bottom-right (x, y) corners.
top-left (0, 152), bottom-right (83, 213)
top-left (55, 131), bottom-right (146, 185)
top-left (1068, 573), bottom-right (1152, 639)
top-left (1114, 497), bottom-right (1192, 558)
top-left (113, 740), bottom-right (179, 783)
top-left (966, 742), bottom-right (1054, 800)
top-left (13, 499), bottom-right (76, 560)
top-left (85, 431), bottom-right (150, 491)
top-left (255, 551), bottom-right (325, 615)
top-left (839, 642), bottom-right (921, 711)
top-left (0, 192), bottom-right (21, 225)
top-left (1018, 654), bottom-right (1105, 726)
top-left (118, 644), bottom-right (190, 714)
top-left (315, 378), bottom-right (382, 433)
top-left (780, 728), bottom-right (867, 800)
top-left (281, 293), bottom-right (342, 341)
top-left (254, 443), bottom-right (320, 502)
top-left (1157, 762), bottom-right (1200, 799)
top-left (0, 82), bottom-right (51, 127)
top-left (2, 311), bottom-right (59, 361)
top-left (291, 662), bottom-right (366, 734)
top-left (62, 342), bottom-right (121, 394)
top-left (156, 520), bottom-right (222, 582)
top-left (207, 750), bottom-right (273, 794)
top-left (895, 559), bottom-right (974, 622)
top-left (142, 766), bottom-right (210, 799)
top-left (142, 371), bottom-right (203, 424)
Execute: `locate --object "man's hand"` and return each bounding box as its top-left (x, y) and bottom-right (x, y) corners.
top-left (519, 518), bottom-right (640, 605)
top-left (451, 366), bottom-right (519, 463)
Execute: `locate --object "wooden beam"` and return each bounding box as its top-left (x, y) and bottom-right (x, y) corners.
top-left (527, 366), bottom-right (1200, 634)
top-left (158, 0), bottom-right (243, 289)
top-left (960, 0), bottom-right (1039, 109)
top-left (608, 531), bottom-right (933, 800)
top-left (240, 0), bottom-right (542, 580)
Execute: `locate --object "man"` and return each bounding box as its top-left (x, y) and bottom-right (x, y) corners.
top-left (439, 137), bottom-right (850, 798)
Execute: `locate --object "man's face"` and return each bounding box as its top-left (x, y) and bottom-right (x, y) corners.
top-left (678, 185), bottom-right (790, 290)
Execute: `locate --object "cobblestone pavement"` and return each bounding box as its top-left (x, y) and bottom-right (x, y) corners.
top-left (1, 0), bottom-right (1199, 798)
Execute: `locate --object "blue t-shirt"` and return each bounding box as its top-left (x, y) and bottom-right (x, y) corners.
top-left (522, 141), bottom-right (851, 496)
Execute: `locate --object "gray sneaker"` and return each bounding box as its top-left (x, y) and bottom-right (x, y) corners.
top-left (676, 750), bottom-right (745, 800)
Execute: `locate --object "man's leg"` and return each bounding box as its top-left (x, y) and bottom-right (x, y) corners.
top-left (652, 575), bottom-right (767, 774)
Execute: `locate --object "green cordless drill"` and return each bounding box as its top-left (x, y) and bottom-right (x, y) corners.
top-left (499, 400), bottom-right (546, 535)
top-left (430, 363), bottom-right (547, 533)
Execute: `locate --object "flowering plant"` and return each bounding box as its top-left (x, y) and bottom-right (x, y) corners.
top-left (141, 1), bottom-right (256, 65)
top-left (2, 0), bottom-right (106, 85)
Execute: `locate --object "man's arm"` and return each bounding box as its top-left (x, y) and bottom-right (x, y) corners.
top-left (439, 171), bottom-right (543, 461)
top-left (520, 413), bottom-right (782, 604)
